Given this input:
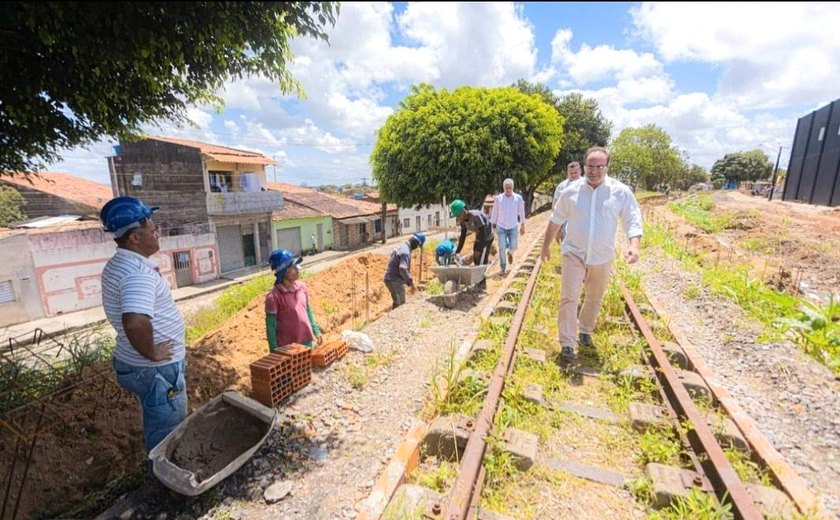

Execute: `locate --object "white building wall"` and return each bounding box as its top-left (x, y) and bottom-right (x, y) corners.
top-left (22, 228), bottom-right (219, 319)
top-left (397, 204), bottom-right (447, 234)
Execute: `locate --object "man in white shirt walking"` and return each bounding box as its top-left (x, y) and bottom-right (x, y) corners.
top-left (552, 161), bottom-right (582, 243)
top-left (540, 147), bottom-right (643, 361)
top-left (490, 178), bottom-right (526, 275)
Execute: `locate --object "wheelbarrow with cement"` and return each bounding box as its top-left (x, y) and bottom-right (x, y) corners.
top-left (430, 264), bottom-right (490, 308)
top-left (148, 390), bottom-right (277, 496)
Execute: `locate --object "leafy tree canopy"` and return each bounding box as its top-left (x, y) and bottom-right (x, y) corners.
top-left (371, 84), bottom-right (564, 212)
top-left (610, 124), bottom-right (683, 190)
top-left (512, 81), bottom-right (612, 186)
top-left (710, 150), bottom-right (774, 183)
top-left (0, 2), bottom-right (338, 174)
top-left (0, 186), bottom-right (27, 226)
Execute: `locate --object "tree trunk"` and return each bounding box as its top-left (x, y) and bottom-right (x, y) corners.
top-left (522, 188), bottom-right (534, 216)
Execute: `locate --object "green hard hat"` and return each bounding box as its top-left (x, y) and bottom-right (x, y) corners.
top-left (449, 199), bottom-right (466, 218)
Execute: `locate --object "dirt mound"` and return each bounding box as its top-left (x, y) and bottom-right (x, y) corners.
top-left (2, 246), bottom-right (447, 519)
top-left (644, 190), bottom-right (840, 298)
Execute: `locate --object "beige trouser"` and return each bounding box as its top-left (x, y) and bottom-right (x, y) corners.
top-left (558, 253), bottom-right (614, 347)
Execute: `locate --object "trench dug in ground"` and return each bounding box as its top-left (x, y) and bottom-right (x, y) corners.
top-left (1, 235), bottom-right (489, 519)
top-left (644, 190), bottom-right (840, 299)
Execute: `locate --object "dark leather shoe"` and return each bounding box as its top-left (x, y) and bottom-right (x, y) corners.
top-left (579, 333), bottom-right (594, 347)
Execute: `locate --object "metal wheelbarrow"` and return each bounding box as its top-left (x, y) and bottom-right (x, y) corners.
top-left (430, 264), bottom-right (490, 308)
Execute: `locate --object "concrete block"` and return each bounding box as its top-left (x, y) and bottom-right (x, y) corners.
top-left (661, 342), bottom-right (691, 370)
top-left (521, 382), bottom-right (544, 406)
top-left (745, 483), bottom-right (797, 520)
top-left (645, 463), bottom-right (711, 509)
top-left (552, 401), bottom-right (620, 423)
top-left (501, 428), bottom-right (538, 471)
top-left (618, 365), bottom-right (655, 388)
top-left (493, 301), bottom-right (518, 316)
top-left (675, 369), bottom-right (711, 402)
top-left (477, 509), bottom-right (517, 520)
top-left (707, 416), bottom-right (749, 452)
top-left (423, 414), bottom-right (474, 461)
top-left (502, 289), bottom-right (521, 302)
top-left (382, 484), bottom-right (443, 519)
top-left (488, 317), bottom-right (509, 329)
top-left (470, 339), bottom-right (495, 359)
top-left (542, 457), bottom-right (629, 488)
top-left (528, 324), bottom-right (550, 337)
top-left (628, 402), bottom-right (669, 431)
top-left (521, 347), bottom-right (546, 364)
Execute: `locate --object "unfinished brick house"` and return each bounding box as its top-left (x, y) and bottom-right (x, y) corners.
top-left (109, 136), bottom-right (283, 274)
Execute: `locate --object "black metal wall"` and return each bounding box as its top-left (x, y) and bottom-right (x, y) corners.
top-left (783, 97), bottom-right (840, 206)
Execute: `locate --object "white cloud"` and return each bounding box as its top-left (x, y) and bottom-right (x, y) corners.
top-left (398, 2), bottom-right (536, 87)
top-left (632, 3), bottom-right (840, 108)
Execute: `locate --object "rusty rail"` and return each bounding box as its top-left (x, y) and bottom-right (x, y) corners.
top-left (620, 283), bottom-right (763, 520)
top-left (442, 256), bottom-right (543, 520)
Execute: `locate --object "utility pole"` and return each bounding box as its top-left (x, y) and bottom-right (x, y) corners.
top-left (768, 145), bottom-right (783, 201)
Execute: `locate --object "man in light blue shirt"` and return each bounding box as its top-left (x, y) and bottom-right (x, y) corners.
top-left (100, 197), bottom-right (187, 454)
top-left (541, 147), bottom-right (643, 361)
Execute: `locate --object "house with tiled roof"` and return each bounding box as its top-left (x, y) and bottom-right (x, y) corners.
top-left (266, 182), bottom-right (399, 250)
top-left (267, 187), bottom-right (333, 254)
top-left (110, 136), bottom-right (283, 273)
top-left (0, 172), bottom-right (113, 221)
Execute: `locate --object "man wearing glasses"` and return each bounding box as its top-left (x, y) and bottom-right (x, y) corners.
top-left (540, 147), bottom-right (643, 361)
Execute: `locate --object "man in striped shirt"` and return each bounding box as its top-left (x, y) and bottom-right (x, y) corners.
top-left (100, 197), bottom-right (187, 454)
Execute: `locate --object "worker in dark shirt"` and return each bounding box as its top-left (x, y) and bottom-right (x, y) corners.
top-left (383, 233), bottom-right (425, 309)
top-left (449, 199), bottom-right (494, 290)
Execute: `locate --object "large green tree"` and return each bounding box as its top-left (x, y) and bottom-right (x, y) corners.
top-left (0, 2), bottom-right (338, 174)
top-left (610, 124), bottom-right (683, 190)
top-left (0, 186), bottom-right (27, 226)
top-left (513, 81), bottom-right (612, 186)
top-left (673, 163), bottom-right (709, 190)
top-left (710, 150), bottom-right (774, 183)
top-left (371, 84), bottom-right (563, 213)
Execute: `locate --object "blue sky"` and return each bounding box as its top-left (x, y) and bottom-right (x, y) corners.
top-left (54, 2), bottom-right (840, 187)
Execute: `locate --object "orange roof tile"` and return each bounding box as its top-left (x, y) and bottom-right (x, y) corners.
top-left (147, 136), bottom-right (276, 165)
top-left (0, 172), bottom-right (113, 210)
top-left (272, 199), bottom-right (325, 220)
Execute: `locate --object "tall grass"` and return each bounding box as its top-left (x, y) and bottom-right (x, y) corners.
top-left (643, 219), bottom-right (840, 373)
top-left (185, 273), bottom-right (275, 343)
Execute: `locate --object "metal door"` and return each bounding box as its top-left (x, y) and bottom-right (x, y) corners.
top-left (316, 223), bottom-right (324, 250)
top-left (173, 251), bottom-right (193, 288)
top-left (276, 227), bottom-right (302, 255)
top-left (217, 225), bottom-right (244, 273)
top-left (242, 234), bottom-right (257, 267)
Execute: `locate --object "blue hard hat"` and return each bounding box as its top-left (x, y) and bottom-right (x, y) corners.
top-left (412, 232), bottom-right (426, 246)
top-left (99, 197), bottom-right (158, 237)
top-left (268, 249), bottom-right (302, 282)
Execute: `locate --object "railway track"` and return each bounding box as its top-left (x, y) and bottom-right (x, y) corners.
top-left (375, 238), bottom-right (825, 520)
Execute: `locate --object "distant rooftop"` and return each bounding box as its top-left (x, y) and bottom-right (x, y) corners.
top-left (0, 171), bottom-right (113, 210)
top-left (143, 136), bottom-right (277, 166)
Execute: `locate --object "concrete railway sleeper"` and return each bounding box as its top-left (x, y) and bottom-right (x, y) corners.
top-left (381, 240), bottom-right (823, 520)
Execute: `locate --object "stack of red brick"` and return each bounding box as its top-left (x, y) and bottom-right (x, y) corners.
top-left (250, 343), bottom-right (313, 407)
top-left (310, 339), bottom-right (348, 367)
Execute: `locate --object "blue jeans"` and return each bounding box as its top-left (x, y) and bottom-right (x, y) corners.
top-left (497, 226), bottom-right (519, 270)
top-left (113, 357), bottom-right (188, 452)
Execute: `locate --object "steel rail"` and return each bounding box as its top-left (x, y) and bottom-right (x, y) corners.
top-left (620, 283), bottom-right (763, 520)
top-left (441, 256), bottom-right (543, 520)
